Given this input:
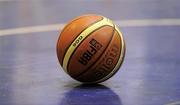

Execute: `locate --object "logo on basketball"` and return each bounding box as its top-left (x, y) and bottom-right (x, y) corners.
top-left (78, 38), bottom-right (102, 65)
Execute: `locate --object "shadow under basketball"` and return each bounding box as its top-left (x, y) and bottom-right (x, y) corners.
top-left (59, 84), bottom-right (122, 105)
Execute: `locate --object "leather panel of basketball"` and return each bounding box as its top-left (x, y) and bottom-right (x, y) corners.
top-left (57, 15), bottom-right (103, 65)
top-left (75, 30), bottom-right (122, 82)
top-left (67, 26), bottom-right (114, 78)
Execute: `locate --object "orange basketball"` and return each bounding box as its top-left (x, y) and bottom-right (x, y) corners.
top-left (56, 14), bottom-right (125, 84)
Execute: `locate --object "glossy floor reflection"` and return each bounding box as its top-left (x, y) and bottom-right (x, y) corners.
top-left (60, 84), bottom-right (122, 105)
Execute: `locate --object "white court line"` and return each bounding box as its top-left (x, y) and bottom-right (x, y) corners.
top-left (0, 0), bottom-right (15, 1)
top-left (0, 24), bottom-right (64, 36)
top-left (0, 19), bottom-right (180, 36)
top-left (166, 101), bottom-right (180, 105)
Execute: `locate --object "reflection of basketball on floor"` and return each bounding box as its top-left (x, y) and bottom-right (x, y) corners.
top-left (57, 14), bottom-right (126, 84)
top-left (60, 84), bottom-right (122, 105)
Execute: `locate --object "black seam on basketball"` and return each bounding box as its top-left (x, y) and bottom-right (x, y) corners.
top-left (60, 15), bottom-right (101, 35)
top-left (96, 44), bottom-right (125, 83)
top-left (74, 25), bottom-right (115, 79)
top-left (60, 17), bottom-right (104, 66)
top-left (92, 30), bottom-right (126, 83)
top-left (67, 25), bottom-right (112, 73)
top-left (57, 16), bottom-right (90, 63)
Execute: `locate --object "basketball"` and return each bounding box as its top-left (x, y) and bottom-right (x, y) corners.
top-left (56, 14), bottom-right (126, 84)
